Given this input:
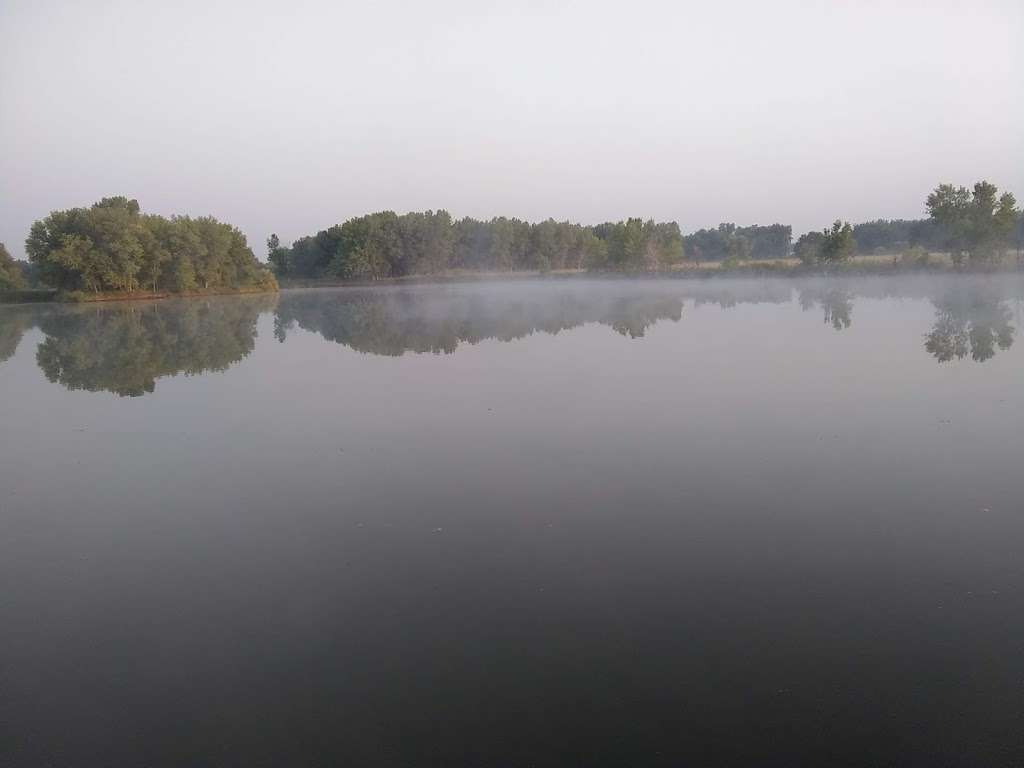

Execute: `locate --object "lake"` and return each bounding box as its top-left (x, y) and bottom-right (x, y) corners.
top-left (2, 275), bottom-right (1023, 767)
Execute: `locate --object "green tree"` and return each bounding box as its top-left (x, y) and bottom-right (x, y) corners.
top-left (820, 220), bottom-right (856, 263)
top-left (926, 181), bottom-right (1019, 265)
top-left (0, 242), bottom-right (27, 291)
top-left (25, 197), bottom-right (276, 295)
top-left (793, 231), bottom-right (824, 265)
top-left (267, 233), bottom-right (292, 276)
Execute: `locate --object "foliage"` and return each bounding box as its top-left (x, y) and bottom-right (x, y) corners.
top-left (25, 197), bottom-right (277, 294)
top-left (592, 218), bottom-right (682, 271)
top-left (820, 221), bottom-right (856, 263)
top-left (852, 219), bottom-right (945, 254)
top-left (0, 242), bottom-right (27, 290)
top-left (926, 181), bottom-right (1019, 265)
top-left (683, 223), bottom-right (791, 261)
top-left (793, 231), bottom-right (825, 265)
top-left (271, 212), bottom-right (680, 278)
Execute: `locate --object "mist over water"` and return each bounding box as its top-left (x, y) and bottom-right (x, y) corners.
top-left (2, 275), bottom-right (1024, 766)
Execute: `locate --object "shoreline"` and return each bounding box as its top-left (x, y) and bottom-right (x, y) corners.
top-left (278, 256), bottom-right (1024, 290)
top-left (0, 285), bottom-right (278, 306)
top-left (5, 256), bottom-right (1023, 305)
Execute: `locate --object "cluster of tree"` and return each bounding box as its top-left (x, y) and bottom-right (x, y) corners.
top-left (682, 223), bottom-right (792, 262)
top-left (25, 197), bottom-right (278, 295)
top-left (851, 219), bottom-right (946, 253)
top-left (793, 221), bottom-right (856, 265)
top-left (0, 242), bottom-right (27, 291)
top-left (33, 295), bottom-right (275, 396)
top-left (788, 181), bottom-right (1020, 268)
top-left (269, 212), bottom-right (687, 279)
top-left (925, 182), bottom-right (1019, 265)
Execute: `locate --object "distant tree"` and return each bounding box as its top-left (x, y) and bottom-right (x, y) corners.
top-left (725, 232), bottom-right (752, 262)
top-left (820, 221), bottom-right (856, 263)
top-left (683, 223), bottom-right (790, 261)
top-left (926, 181), bottom-right (1018, 265)
top-left (793, 231), bottom-right (825, 265)
top-left (0, 242), bottom-right (27, 290)
top-left (25, 197), bottom-right (276, 294)
top-left (736, 224), bottom-right (791, 259)
top-left (267, 233), bottom-right (292, 276)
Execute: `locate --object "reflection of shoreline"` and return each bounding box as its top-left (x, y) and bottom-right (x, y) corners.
top-left (0, 306), bottom-right (38, 364)
top-left (276, 277), bottom-right (1021, 363)
top-left (273, 289), bottom-right (689, 355)
top-left (2, 278), bottom-right (1022, 395)
top-left (28, 294), bottom-right (277, 396)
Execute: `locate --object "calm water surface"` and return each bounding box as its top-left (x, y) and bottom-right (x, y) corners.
top-left (2, 276), bottom-right (1023, 767)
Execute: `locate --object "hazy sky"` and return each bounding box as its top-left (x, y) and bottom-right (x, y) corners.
top-left (2, 0), bottom-right (1021, 258)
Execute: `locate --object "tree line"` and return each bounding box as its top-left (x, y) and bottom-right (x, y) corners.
top-left (3, 180), bottom-right (1020, 298)
top-left (266, 180), bottom-right (1020, 280)
top-left (268, 213), bottom-right (687, 279)
top-left (682, 223), bottom-right (792, 262)
top-left (22, 197), bottom-right (277, 296)
top-left (794, 182), bottom-right (1020, 267)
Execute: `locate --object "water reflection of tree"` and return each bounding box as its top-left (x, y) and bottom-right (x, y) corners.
top-left (274, 289), bottom-right (686, 355)
top-left (925, 291), bottom-right (1015, 362)
top-left (35, 295), bottom-right (276, 396)
top-left (0, 308), bottom-right (36, 364)
top-left (798, 288), bottom-right (853, 330)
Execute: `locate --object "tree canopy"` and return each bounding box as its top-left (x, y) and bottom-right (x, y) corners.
top-left (270, 212), bottom-right (685, 279)
top-left (793, 221), bottom-right (855, 265)
top-left (0, 242), bottom-right (27, 291)
top-left (683, 223), bottom-right (791, 262)
top-left (926, 181), bottom-right (1018, 265)
top-left (26, 197), bottom-right (278, 295)
top-left (851, 219), bottom-right (945, 254)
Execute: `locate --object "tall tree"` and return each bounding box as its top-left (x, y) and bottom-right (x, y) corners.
top-left (820, 221), bottom-right (856, 263)
top-left (926, 181), bottom-right (1018, 264)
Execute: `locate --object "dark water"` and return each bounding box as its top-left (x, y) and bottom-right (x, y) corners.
top-left (2, 276), bottom-right (1023, 767)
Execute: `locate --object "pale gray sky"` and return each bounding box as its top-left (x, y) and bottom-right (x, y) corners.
top-left (2, 0), bottom-right (1021, 258)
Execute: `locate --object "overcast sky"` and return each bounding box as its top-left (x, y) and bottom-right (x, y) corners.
top-left (2, 0), bottom-right (1021, 258)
